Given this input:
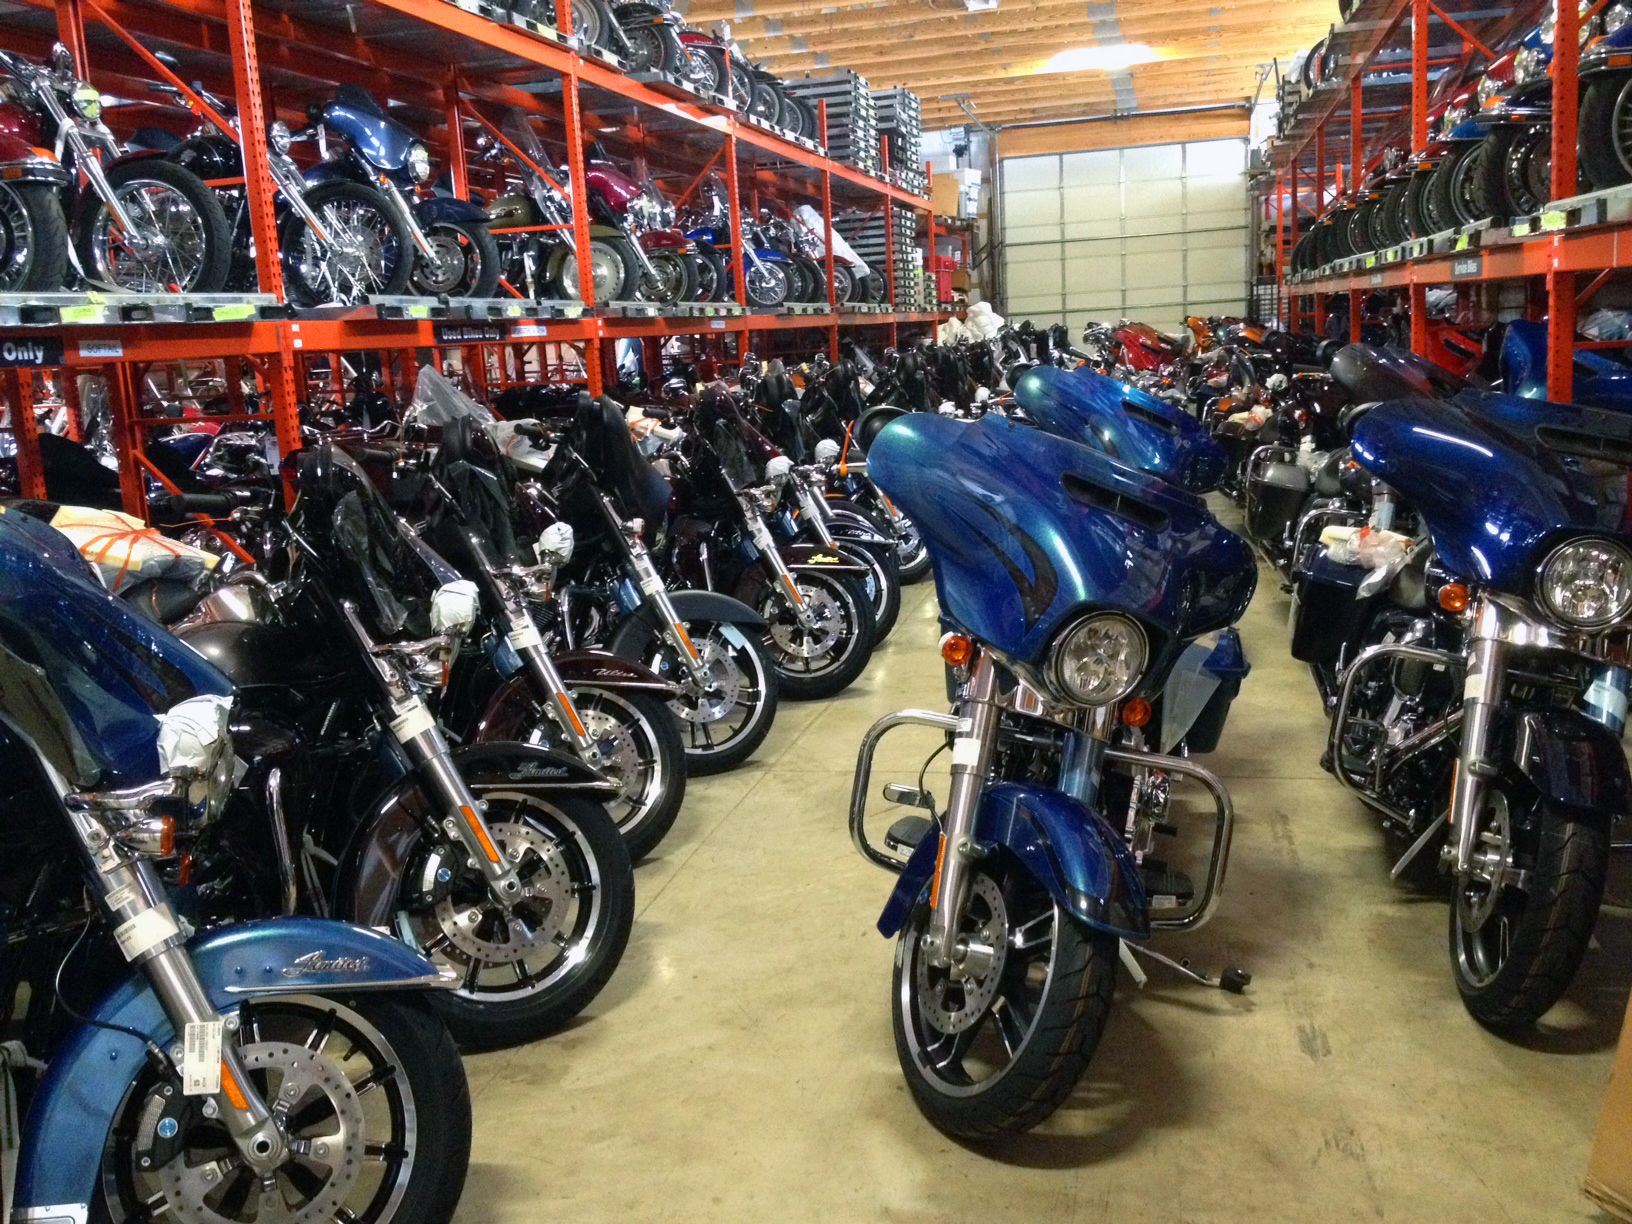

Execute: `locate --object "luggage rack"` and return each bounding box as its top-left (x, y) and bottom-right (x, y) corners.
top-left (0, 292), bottom-right (283, 327)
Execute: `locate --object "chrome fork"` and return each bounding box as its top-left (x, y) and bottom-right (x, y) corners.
top-left (1451, 597), bottom-right (1508, 876)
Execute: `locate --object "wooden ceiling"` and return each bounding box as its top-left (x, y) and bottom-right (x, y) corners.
top-left (680, 0), bottom-right (1340, 131)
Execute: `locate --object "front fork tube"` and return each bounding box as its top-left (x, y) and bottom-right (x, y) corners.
top-left (379, 178), bottom-right (437, 259)
top-left (1451, 630), bottom-right (1508, 875)
top-left (76, 827), bottom-right (286, 1175)
top-left (747, 507), bottom-right (815, 628)
top-left (626, 536), bottom-right (712, 687)
top-left (923, 654), bottom-right (1000, 971)
top-left (796, 482), bottom-right (837, 547)
top-left (510, 620), bottom-right (603, 766)
top-left (392, 701), bottom-right (525, 901)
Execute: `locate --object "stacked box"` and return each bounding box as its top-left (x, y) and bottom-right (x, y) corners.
top-left (839, 205), bottom-right (922, 306)
top-left (872, 87), bottom-right (926, 197)
top-left (787, 71), bottom-right (879, 177)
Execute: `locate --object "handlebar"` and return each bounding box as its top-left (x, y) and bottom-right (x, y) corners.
top-left (152, 490), bottom-right (259, 517)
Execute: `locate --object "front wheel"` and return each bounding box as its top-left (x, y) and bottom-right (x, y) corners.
top-left (557, 687), bottom-right (688, 861)
top-left (639, 247), bottom-right (698, 305)
top-left (751, 567), bottom-right (875, 700)
top-left (549, 235), bottom-right (639, 303)
top-left (892, 856), bottom-right (1117, 1139)
top-left (642, 616), bottom-right (779, 774)
top-left (1581, 71), bottom-right (1632, 189)
top-left (393, 792), bottom-right (634, 1050)
top-left (75, 157), bottom-right (231, 293)
top-left (0, 181), bottom-right (67, 292)
top-left (744, 258), bottom-right (789, 309)
top-left (1451, 785), bottom-right (1609, 1031)
top-left (409, 217), bottom-right (501, 298)
top-left (281, 180), bottom-right (413, 306)
top-left (95, 994), bottom-right (470, 1223)
top-left (692, 241), bottom-right (728, 302)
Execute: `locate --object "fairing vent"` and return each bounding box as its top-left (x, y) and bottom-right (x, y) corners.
top-left (1061, 472), bottom-right (1170, 533)
top-left (1121, 399), bottom-right (1178, 434)
top-left (1535, 426), bottom-right (1632, 468)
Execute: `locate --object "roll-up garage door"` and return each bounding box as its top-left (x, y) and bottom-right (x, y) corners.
top-left (1000, 138), bottom-right (1250, 335)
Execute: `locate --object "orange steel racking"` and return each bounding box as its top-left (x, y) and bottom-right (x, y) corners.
top-left (0, 0), bottom-right (952, 516)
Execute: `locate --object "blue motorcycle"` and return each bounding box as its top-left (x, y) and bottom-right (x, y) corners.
top-left (849, 411), bottom-right (1255, 1137)
top-left (1302, 383), bottom-right (1632, 1029)
top-left (1501, 317), bottom-right (1632, 411)
top-left (681, 175), bottom-right (795, 308)
top-left (0, 505), bottom-right (471, 1221)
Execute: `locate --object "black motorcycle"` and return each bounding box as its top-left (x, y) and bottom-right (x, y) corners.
top-left (160, 442), bottom-right (636, 1050)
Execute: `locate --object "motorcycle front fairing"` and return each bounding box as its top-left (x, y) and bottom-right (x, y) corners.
top-left (322, 85), bottom-right (417, 175)
top-left (1064, 365), bottom-right (1229, 491)
top-left (14, 918), bottom-right (450, 1215)
top-left (1501, 318), bottom-right (1632, 411)
top-left (867, 412), bottom-right (1255, 686)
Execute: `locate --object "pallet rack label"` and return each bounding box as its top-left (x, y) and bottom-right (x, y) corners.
top-left (0, 338), bottom-right (64, 367)
top-left (1451, 255), bottom-right (1483, 280)
top-left (436, 322), bottom-right (510, 344)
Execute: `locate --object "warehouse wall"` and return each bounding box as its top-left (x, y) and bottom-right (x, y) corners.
top-left (998, 135), bottom-right (1250, 334)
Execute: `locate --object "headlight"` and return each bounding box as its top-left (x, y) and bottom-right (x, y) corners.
top-left (1441, 105), bottom-right (1469, 137)
top-left (1538, 538), bottom-right (1632, 628)
top-left (1049, 613), bottom-right (1148, 706)
top-left (268, 120), bottom-right (292, 155)
top-left (1515, 46), bottom-right (1544, 84)
top-left (407, 141), bottom-right (431, 184)
top-left (70, 80), bottom-right (100, 120)
top-left (1608, 4), bottom-right (1630, 34)
top-left (1478, 73), bottom-right (1503, 104)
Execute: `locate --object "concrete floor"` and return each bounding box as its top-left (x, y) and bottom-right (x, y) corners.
top-left (456, 542), bottom-right (1632, 1223)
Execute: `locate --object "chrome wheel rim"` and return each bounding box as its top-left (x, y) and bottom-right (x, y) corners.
top-left (412, 226), bottom-right (474, 296)
top-left (0, 186), bottom-right (34, 290)
top-left (571, 0), bottom-right (604, 44)
top-left (1454, 789), bottom-right (1526, 988)
top-left (640, 251), bottom-right (684, 302)
top-left (651, 621), bottom-right (763, 756)
top-left (104, 999), bottom-right (418, 1223)
top-left (295, 198), bottom-right (396, 303)
top-left (746, 261), bottom-right (786, 305)
top-left (1614, 76), bottom-right (1632, 179)
top-left (529, 690), bottom-right (665, 838)
top-left (89, 179), bottom-right (207, 292)
top-left (622, 26), bottom-right (665, 71)
top-left (687, 48), bottom-right (721, 93)
top-left (898, 867), bottom-right (1059, 1096)
top-left (758, 575), bottom-right (854, 675)
top-left (561, 240), bottom-right (625, 301)
top-left (397, 800), bottom-right (604, 1002)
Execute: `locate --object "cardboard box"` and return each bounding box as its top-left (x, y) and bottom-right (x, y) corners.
top-left (932, 176), bottom-right (960, 217)
top-left (1585, 991), bottom-right (1632, 1220)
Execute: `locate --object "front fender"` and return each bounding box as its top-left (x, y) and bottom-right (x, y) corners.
top-left (338, 742), bottom-right (617, 928)
top-left (1510, 708), bottom-right (1632, 820)
top-left (301, 159), bottom-right (354, 188)
top-left (15, 918), bottom-right (444, 1215)
top-left (605, 588), bottom-right (767, 658)
top-left (416, 193), bottom-right (490, 225)
top-left (876, 782), bottom-right (1149, 941)
top-left (639, 229), bottom-right (693, 253)
top-left (555, 647), bottom-right (677, 693)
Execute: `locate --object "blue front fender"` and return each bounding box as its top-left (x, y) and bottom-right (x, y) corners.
top-left (416, 194), bottom-right (490, 225)
top-left (876, 782), bottom-right (1149, 942)
top-left (15, 918), bottom-right (447, 1214)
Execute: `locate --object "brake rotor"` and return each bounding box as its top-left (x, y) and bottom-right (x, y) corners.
top-left (1459, 789), bottom-right (1516, 933)
top-left (915, 873), bottom-right (1009, 1035)
top-left (672, 632), bottom-right (743, 723)
top-left (763, 581), bottom-right (842, 659)
top-left (433, 819), bottom-right (572, 963)
top-left (152, 1041), bottom-right (366, 1224)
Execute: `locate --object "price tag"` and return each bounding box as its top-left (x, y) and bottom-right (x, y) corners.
top-left (1454, 233), bottom-right (1471, 252)
top-left (1511, 219), bottom-right (1533, 237)
top-left (406, 304), bottom-right (431, 319)
top-left (114, 906), bottom-right (179, 961)
top-left (710, 319), bottom-right (727, 329)
top-left (182, 1021), bottom-right (223, 1096)
top-left (211, 303), bottom-right (256, 322)
top-left (1539, 209), bottom-right (1567, 232)
top-left (60, 304), bottom-right (103, 324)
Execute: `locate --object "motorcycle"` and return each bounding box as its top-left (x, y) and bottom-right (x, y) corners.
top-left (0, 65), bottom-right (70, 291)
top-left (0, 43), bottom-right (231, 293)
top-left (160, 81), bottom-right (415, 305)
top-left (682, 176), bottom-right (796, 308)
top-left (850, 409), bottom-right (1254, 1136)
top-left (306, 86), bottom-right (500, 299)
top-left (0, 504), bottom-right (471, 1222)
top-left (1309, 376), bottom-right (1632, 1029)
top-left (1578, 2), bottom-right (1632, 187)
top-left (160, 442), bottom-right (636, 1050)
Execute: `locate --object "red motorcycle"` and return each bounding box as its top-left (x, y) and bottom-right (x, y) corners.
top-left (0, 90), bottom-right (70, 292)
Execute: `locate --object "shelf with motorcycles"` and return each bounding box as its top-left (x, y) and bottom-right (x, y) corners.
top-left (0, 347), bottom-right (945, 1219)
top-left (0, 0), bottom-right (927, 314)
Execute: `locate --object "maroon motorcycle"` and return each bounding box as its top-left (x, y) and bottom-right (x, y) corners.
top-left (0, 89), bottom-right (70, 292)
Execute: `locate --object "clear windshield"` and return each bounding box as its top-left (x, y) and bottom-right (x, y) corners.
top-left (503, 108), bottom-right (566, 215)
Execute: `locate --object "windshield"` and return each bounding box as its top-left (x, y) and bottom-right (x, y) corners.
top-left (0, 507), bottom-right (233, 786)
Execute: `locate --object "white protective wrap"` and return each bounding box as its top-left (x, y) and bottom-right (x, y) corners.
top-left (156, 694), bottom-right (233, 778)
top-left (431, 579), bottom-right (481, 635)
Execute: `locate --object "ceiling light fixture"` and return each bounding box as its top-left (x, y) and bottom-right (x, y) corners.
top-left (1038, 43), bottom-right (1159, 73)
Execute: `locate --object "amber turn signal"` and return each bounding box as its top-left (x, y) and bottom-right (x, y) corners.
top-left (1121, 697), bottom-right (1153, 728)
top-left (940, 633), bottom-right (974, 667)
top-left (1438, 583), bottom-right (1470, 613)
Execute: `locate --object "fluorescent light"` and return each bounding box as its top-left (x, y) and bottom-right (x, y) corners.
top-left (1038, 43), bottom-right (1159, 73)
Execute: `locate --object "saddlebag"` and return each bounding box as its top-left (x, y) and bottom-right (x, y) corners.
top-left (1246, 459), bottom-right (1309, 552)
top-left (1289, 549), bottom-right (1374, 666)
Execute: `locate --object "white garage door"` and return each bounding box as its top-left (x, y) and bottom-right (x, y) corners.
top-left (1000, 138), bottom-right (1250, 335)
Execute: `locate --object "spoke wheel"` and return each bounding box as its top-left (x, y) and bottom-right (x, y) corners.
top-left (0, 182), bottom-right (65, 292)
top-left (84, 179), bottom-right (206, 291)
top-left (281, 182), bottom-right (411, 306)
top-left (892, 856), bottom-right (1117, 1138)
top-left (570, 0), bottom-right (607, 47)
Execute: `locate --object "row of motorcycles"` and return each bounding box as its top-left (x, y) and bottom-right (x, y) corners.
top-left (0, 40), bottom-right (880, 311)
top-left (0, 338), bottom-right (945, 1218)
top-left (1290, 0), bottom-right (1632, 272)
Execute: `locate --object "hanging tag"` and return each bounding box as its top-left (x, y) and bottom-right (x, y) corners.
top-left (182, 1021), bottom-right (223, 1097)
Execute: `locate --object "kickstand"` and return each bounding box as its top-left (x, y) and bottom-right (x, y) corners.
top-left (1121, 941), bottom-right (1252, 994)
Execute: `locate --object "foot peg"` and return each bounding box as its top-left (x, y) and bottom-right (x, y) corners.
top-left (1121, 941), bottom-right (1252, 994)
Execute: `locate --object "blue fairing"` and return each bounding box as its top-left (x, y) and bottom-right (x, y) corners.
top-left (866, 412), bottom-right (1256, 671)
top-left (1501, 318), bottom-right (1632, 411)
top-left (1350, 397), bottom-right (1625, 589)
top-left (13, 917), bottom-right (445, 1213)
top-left (876, 782), bottom-right (1149, 941)
top-left (1014, 365), bottom-right (1171, 477)
top-left (685, 226), bottom-right (724, 246)
top-left (752, 246), bottom-right (792, 264)
top-left (0, 509), bottom-right (232, 784)
top-left (322, 87), bottom-right (418, 174)
top-left (416, 193), bottom-right (489, 224)
top-left (1067, 365), bottom-right (1229, 491)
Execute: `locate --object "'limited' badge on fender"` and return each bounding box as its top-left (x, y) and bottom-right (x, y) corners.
top-left (284, 951), bottom-right (372, 978)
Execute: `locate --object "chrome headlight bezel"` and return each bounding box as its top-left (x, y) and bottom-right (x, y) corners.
top-left (1048, 612), bottom-right (1149, 707)
top-left (1515, 46), bottom-right (1545, 85)
top-left (1441, 104), bottom-right (1470, 138)
top-left (70, 80), bottom-right (100, 120)
top-left (406, 140), bottom-right (432, 184)
top-left (1608, 3), bottom-right (1631, 35)
top-left (268, 120), bottom-right (293, 156)
top-left (1537, 537), bottom-right (1632, 629)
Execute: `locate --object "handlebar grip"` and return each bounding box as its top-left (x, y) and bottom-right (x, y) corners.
top-left (351, 446), bottom-right (398, 464)
top-left (154, 491), bottom-right (239, 517)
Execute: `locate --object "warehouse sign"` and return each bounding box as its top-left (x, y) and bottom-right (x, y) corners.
top-left (1451, 255), bottom-right (1483, 280)
top-left (435, 322), bottom-right (508, 345)
top-left (0, 336), bottom-right (64, 367)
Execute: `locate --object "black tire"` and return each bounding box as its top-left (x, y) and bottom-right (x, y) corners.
top-left (1374, 180), bottom-right (1410, 249)
top-left (886, 507), bottom-right (931, 582)
top-left (1455, 139), bottom-right (1496, 225)
top-left (836, 538), bottom-right (900, 641)
top-left (789, 255), bottom-right (821, 303)
top-left (281, 180), bottom-right (413, 306)
top-left (684, 44), bottom-right (722, 95)
top-left (1581, 71), bottom-right (1632, 189)
top-left (409, 217), bottom-right (501, 298)
top-left (75, 157), bottom-right (231, 293)
top-left (744, 258), bottom-right (790, 309)
top-left (748, 76), bottom-right (781, 127)
top-left (692, 241), bottom-right (729, 301)
top-left (549, 234), bottom-right (640, 303)
top-left (1404, 170), bottom-right (1440, 239)
top-left (639, 246), bottom-right (698, 305)
top-left (573, 686), bottom-right (687, 860)
top-left (1473, 124), bottom-right (1552, 220)
top-left (891, 856), bottom-right (1118, 1139)
top-left (749, 567), bottom-right (875, 700)
top-left (635, 615), bottom-right (780, 774)
top-left (831, 261), bottom-right (855, 304)
top-left (1451, 786), bottom-right (1610, 1031)
top-left (570, 0), bottom-right (614, 49)
top-left (613, 8), bottom-right (681, 73)
top-left (0, 181), bottom-right (67, 292)
top-left (1346, 200), bottom-right (1377, 254)
top-left (396, 793), bottom-right (634, 1050)
top-left (1428, 143), bottom-right (1481, 228)
top-left (94, 995), bottom-right (471, 1223)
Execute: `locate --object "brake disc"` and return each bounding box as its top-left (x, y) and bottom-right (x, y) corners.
top-left (916, 873), bottom-right (1009, 1035)
top-left (764, 581), bottom-right (841, 659)
top-left (433, 819), bottom-right (572, 963)
top-left (673, 632), bottom-right (742, 723)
